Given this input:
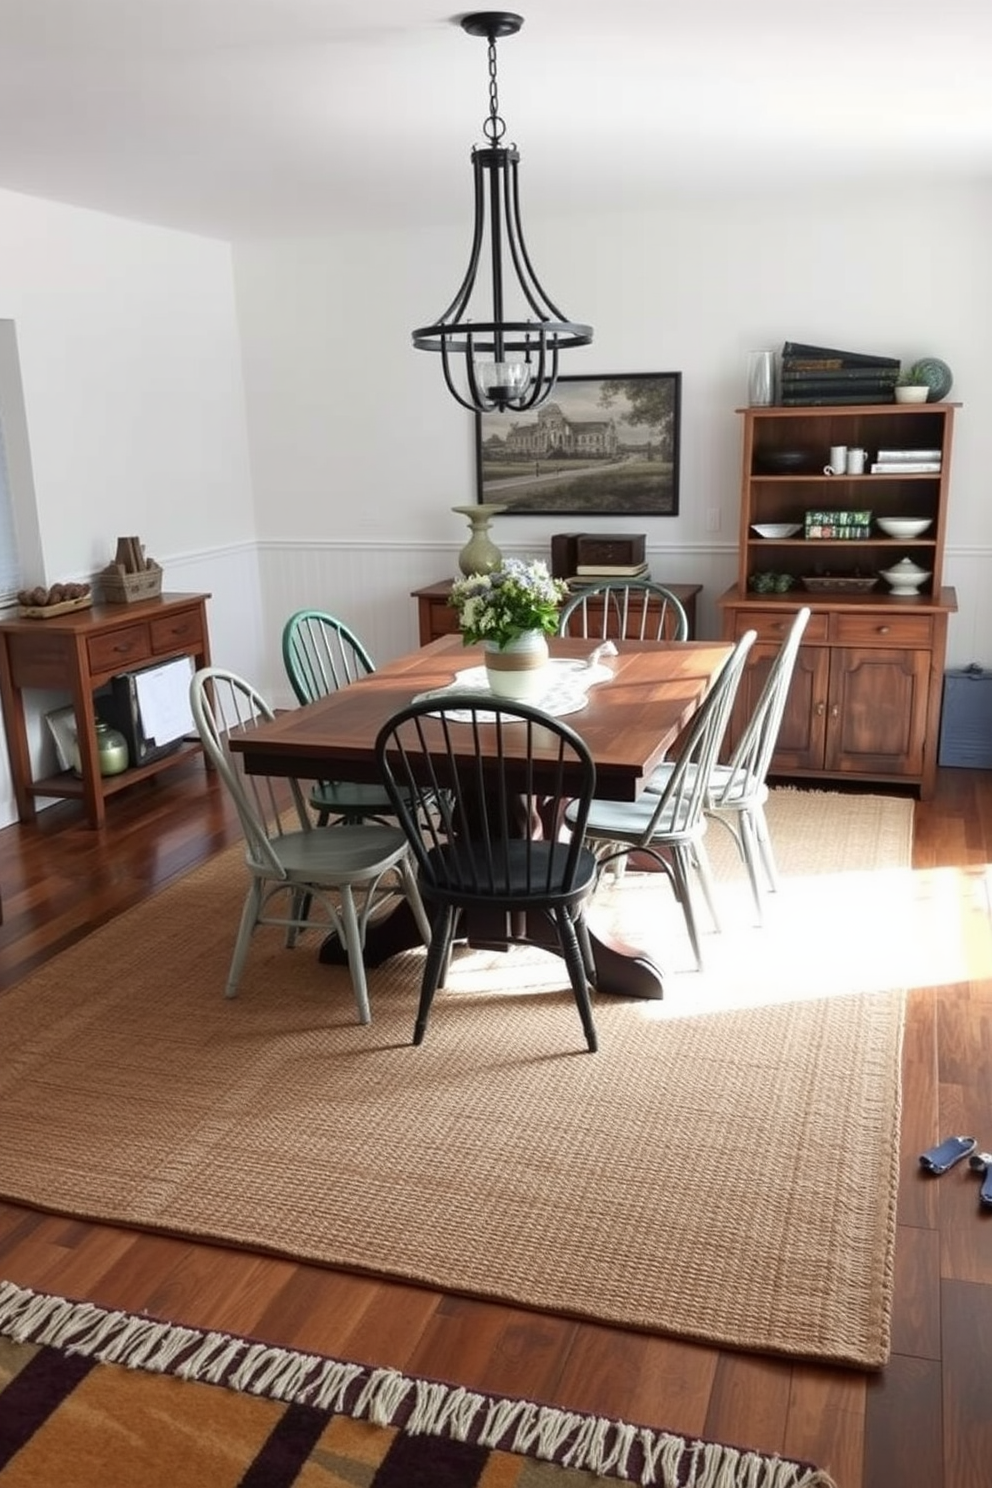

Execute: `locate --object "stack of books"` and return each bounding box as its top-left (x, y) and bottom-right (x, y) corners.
top-left (572, 562), bottom-right (650, 582)
top-left (555, 532), bottom-right (650, 584)
top-left (780, 342), bottom-right (900, 406)
top-left (870, 448), bottom-right (943, 474)
top-left (805, 509), bottom-right (873, 539)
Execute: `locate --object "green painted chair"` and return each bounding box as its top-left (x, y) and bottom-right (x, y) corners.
top-left (281, 609), bottom-right (399, 828)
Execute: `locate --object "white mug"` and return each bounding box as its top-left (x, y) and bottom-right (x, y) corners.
top-left (824, 445), bottom-right (848, 476)
top-left (847, 447), bottom-right (867, 475)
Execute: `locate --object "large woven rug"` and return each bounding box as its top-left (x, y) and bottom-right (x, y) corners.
top-left (0, 1281), bottom-right (836, 1487)
top-left (0, 789), bottom-right (913, 1368)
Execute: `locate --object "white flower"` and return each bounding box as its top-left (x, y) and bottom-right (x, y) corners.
top-left (449, 558), bottom-right (568, 649)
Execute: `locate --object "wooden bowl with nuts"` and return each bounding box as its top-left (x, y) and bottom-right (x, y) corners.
top-left (17, 581), bottom-right (93, 619)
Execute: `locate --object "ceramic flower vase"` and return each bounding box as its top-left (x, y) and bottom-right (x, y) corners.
top-left (484, 630), bottom-right (550, 702)
top-left (451, 503), bottom-right (507, 577)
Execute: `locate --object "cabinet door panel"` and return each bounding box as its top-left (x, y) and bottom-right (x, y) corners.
top-left (771, 645), bottom-right (830, 771)
top-left (824, 647), bottom-right (929, 776)
top-left (731, 644), bottom-right (829, 772)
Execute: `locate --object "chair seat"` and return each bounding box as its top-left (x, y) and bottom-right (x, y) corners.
top-left (646, 761), bottom-right (770, 812)
top-left (565, 795), bottom-right (700, 845)
top-left (422, 839), bottom-right (599, 905)
top-left (705, 764), bottom-right (770, 811)
top-left (309, 781), bottom-right (399, 813)
top-left (261, 823), bottom-right (412, 881)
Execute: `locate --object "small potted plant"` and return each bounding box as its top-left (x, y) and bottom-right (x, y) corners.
top-left (448, 557), bottom-right (568, 701)
top-left (894, 366), bottom-right (929, 403)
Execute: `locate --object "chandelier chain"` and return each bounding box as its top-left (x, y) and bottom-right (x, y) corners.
top-left (483, 36), bottom-right (506, 144)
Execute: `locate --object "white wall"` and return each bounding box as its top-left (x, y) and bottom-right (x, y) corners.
top-left (234, 179), bottom-right (992, 700)
top-left (0, 188), bottom-right (260, 824)
top-left (0, 176), bottom-right (989, 826)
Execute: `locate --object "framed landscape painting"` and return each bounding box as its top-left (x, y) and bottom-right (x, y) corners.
top-left (475, 372), bottom-right (681, 516)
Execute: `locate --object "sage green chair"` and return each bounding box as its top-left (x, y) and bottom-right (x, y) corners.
top-left (189, 665), bottom-right (431, 1023)
top-left (699, 606), bottom-right (811, 922)
top-left (565, 631), bottom-right (756, 971)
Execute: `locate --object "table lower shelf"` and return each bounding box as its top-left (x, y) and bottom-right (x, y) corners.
top-left (27, 739), bottom-right (205, 803)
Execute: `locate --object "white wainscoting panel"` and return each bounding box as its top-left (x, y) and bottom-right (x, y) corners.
top-left (255, 540), bottom-right (739, 709)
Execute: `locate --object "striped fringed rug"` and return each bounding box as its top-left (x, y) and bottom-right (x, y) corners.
top-left (0, 1281), bottom-right (837, 1488)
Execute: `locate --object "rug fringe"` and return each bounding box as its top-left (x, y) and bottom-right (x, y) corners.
top-left (0, 1280), bottom-right (837, 1487)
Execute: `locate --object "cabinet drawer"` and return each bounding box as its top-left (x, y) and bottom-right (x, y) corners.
top-left (425, 604), bottom-right (460, 638)
top-left (830, 613), bottom-right (934, 648)
top-left (732, 608), bottom-right (829, 644)
top-left (151, 606), bottom-right (204, 654)
top-left (87, 624), bottom-right (152, 673)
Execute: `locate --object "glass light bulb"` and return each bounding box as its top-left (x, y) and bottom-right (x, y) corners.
top-left (476, 362), bottom-right (532, 400)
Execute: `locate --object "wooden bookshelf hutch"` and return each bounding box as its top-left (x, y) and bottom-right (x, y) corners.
top-left (718, 403), bottom-right (959, 800)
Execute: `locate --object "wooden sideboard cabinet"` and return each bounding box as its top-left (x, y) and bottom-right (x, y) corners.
top-left (0, 591), bottom-right (212, 829)
top-left (719, 402), bottom-right (960, 799)
top-left (412, 578), bottom-right (702, 645)
top-left (719, 597), bottom-right (952, 797)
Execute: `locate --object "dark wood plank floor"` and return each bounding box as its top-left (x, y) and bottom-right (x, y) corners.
top-left (0, 758), bottom-right (990, 1487)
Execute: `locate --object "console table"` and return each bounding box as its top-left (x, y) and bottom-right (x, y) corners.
top-left (0, 591), bottom-right (212, 829)
top-left (412, 579), bottom-right (702, 645)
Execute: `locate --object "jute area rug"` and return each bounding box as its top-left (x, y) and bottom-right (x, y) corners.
top-left (0, 1281), bottom-right (837, 1488)
top-left (0, 789), bottom-right (911, 1370)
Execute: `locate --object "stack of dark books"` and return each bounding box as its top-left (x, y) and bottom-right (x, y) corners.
top-left (780, 342), bottom-right (900, 406)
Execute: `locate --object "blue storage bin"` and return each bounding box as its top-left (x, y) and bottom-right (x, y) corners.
top-left (939, 667), bottom-right (992, 769)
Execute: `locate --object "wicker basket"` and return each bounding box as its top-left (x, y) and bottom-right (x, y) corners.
top-left (99, 562), bottom-right (163, 604)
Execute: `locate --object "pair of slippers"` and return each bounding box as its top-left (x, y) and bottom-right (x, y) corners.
top-left (919, 1135), bottom-right (992, 1207)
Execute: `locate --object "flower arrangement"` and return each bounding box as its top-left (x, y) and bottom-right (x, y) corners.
top-left (449, 558), bottom-right (568, 649)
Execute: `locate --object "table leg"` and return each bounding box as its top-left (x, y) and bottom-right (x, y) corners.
top-left (318, 900), bottom-right (424, 968)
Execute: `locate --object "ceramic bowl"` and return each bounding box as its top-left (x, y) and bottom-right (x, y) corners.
top-left (876, 517), bottom-right (933, 539)
top-left (879, 558), bottom-right (931, 594)
top-left (751, 523), bottom-right (802, 539)
top-left (754, 450), bottom-right (811, 474)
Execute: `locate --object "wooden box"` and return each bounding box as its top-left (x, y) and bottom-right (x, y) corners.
top-left (99, 564), bottom-right (163, 604)
top-left (575, 534), bottom-right (646, 568)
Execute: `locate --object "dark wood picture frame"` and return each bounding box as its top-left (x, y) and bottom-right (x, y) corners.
top-left (475, 372), bottom-right (681, 516)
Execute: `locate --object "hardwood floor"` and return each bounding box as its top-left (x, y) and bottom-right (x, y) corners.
top-left (0, 758), bottom-right (990, 1486)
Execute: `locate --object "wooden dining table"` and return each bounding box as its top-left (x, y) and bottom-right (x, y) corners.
top-left (229, 632), bottom-right (733, 999)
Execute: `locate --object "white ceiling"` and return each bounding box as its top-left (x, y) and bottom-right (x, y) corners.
top-left (0, 0), bottom-right (990, 241)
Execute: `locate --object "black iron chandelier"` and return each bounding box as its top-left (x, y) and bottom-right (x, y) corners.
top-left (411, 11), bottom-right (592, 414)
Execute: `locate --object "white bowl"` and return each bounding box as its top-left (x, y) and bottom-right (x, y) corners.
top-left (876, 517), bottom-right (933, 539)
top-left (894, 386), bottom-right (928, 403)
top-left (751, 523), bottom-right (801, 539)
